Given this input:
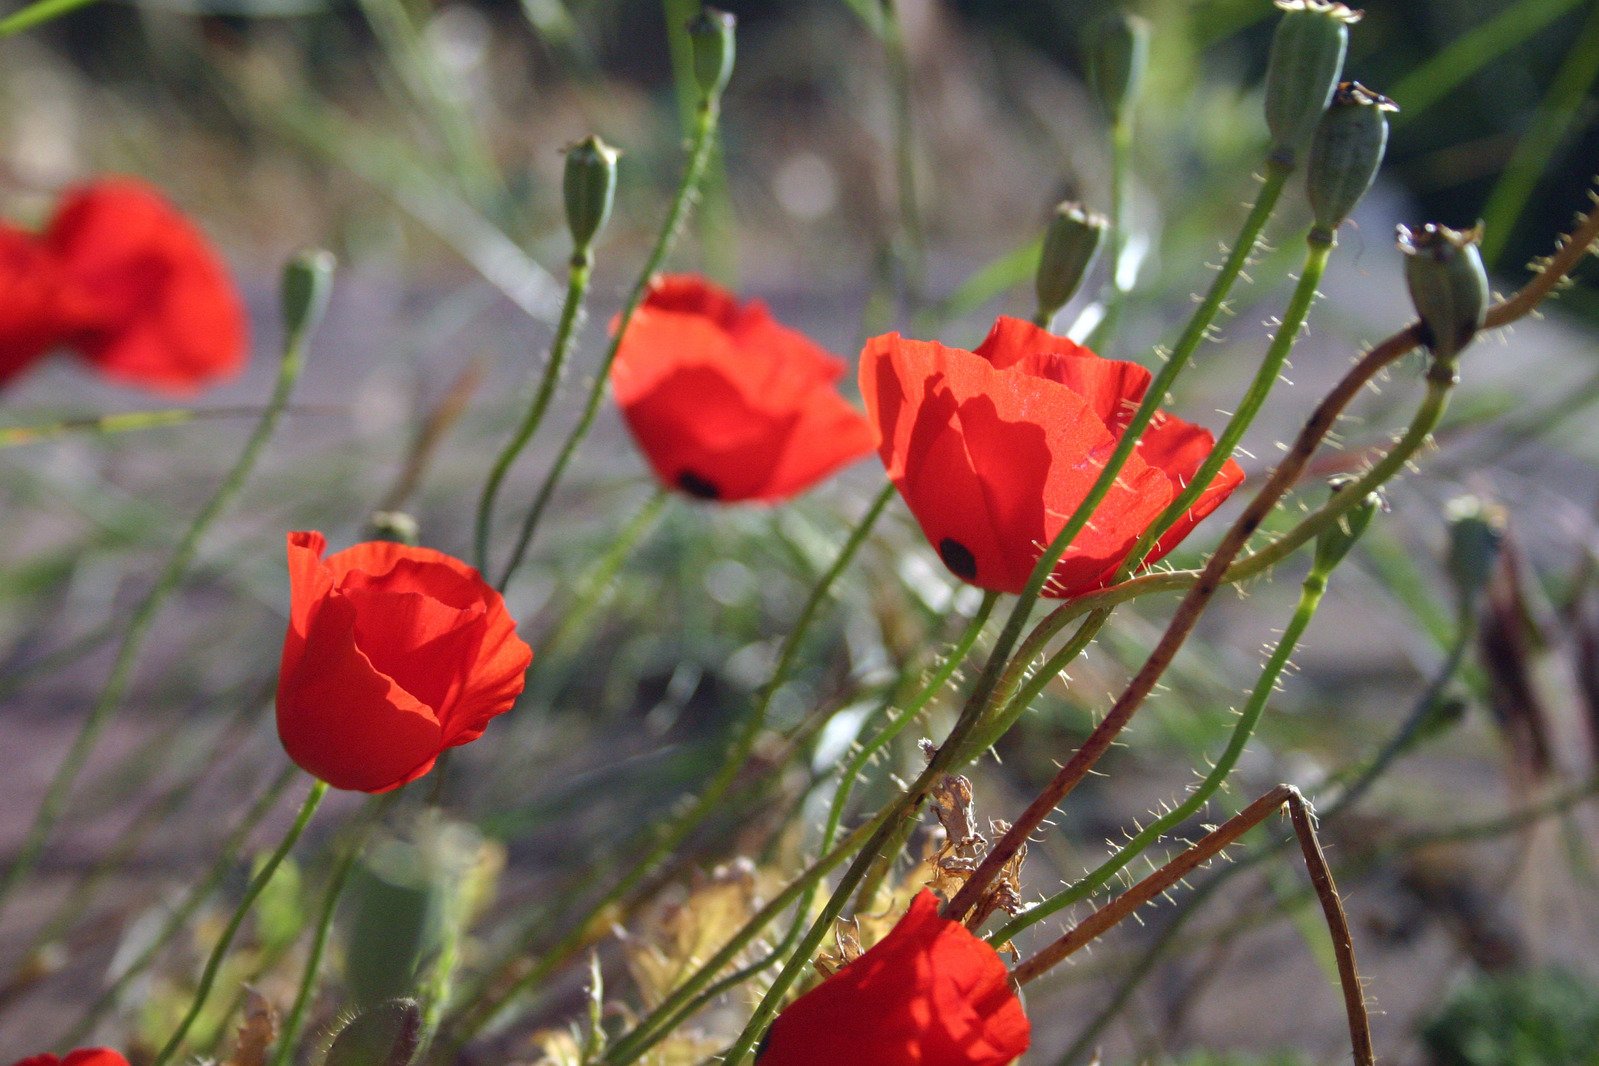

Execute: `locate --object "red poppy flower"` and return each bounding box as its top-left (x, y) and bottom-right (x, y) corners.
top-left (610, 274), bottom-right (875, 502)
top-left (860, 316), bottom-right (1245, 597)
top-left (8, 1050), bottom-right (130, 1066)
top-left (42, 178), bottom-right (248, 394)
top-left (757, 890), bottom-right (1030, 1066)
top-left (276, 532), bottom-right (533, 793)
top-left (0, 223), bottom-right (92, 387)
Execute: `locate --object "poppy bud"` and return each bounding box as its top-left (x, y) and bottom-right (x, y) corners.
top-left (563, 135), bottom-right (620, 252)
top-left (1263, 1), bottom-right (1361, 168)
top-left (1445, 495), bottom-right (1506, 610)
top-left (1035, 202), bottom-right (1107, 324)
top-left (322, 998), bottom-right (421, 1066)
top-left (1087, 11), bottom-right (1150, 122)
top-left (1306, 81), bottom-right (1395, 241)
top-left (1313, 475), bottom-right (1381, 575)
top-left (281, 248), bottom-right (336, 338)
top-left (367, 510), bottom-right (420, 546)
top-left (1396, 222), bottom-right (1489, 360)
top-left (687, 8), bottom-right (736, 102)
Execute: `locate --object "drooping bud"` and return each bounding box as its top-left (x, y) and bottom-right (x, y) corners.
top-left (1087, 12), bottom-right (1150, 123)
top-left (1313, 474), bottom-right (1381, 575)
top-left (1396, 222), bottom-right (1489, 360)
top-left (1263, 1), bottom-right (1361, 168)
top-left (1306, 81), bottom-right (1395, 240)
top-left (1035, 202), bottom-right (1107, 324)
top-left (563, 134), bottom-right (620, 251)
top-left (281, 248), bottom-right (336, 336)
top-left (687, 8), bottom-right (736, 102)
top-left (322, 998), bottom-right (421, 1066)
top-left (1445, 495), bottom-right (1507, 611)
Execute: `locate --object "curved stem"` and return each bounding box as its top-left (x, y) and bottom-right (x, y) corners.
top-left (473, 253), bottom-right (593, 573)
top-left (0, 294), bottom-right (316, 925)
top-left (497, 96), bottom-right (723, 590)
top-left (150, 778), bottom-right (326, 1066)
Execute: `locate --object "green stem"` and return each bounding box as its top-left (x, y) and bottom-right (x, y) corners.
top-left (601, 594), bottom-right (997, 1066)
top-left (150, 778), bottom-right (326, 1066)
top-left (271, 792), bottom-right (394, 1066)
top-left (881, 0), bottom-right (924, 297)
top-left (473, 254), bottom-right (594, 573)
top-left (1086, 112), bottom-right (1135, 349)
top-left (993, 551), bottom-right (1335, 946)
top-left (537, 488), bottom-right (671, 660)
top-left (0, 293), bottom-right (315, 926)
top-left (0, 0), bottom-right (100, 36)
top-left (449, 486), bottom-right (891, 1042)
top-left (497, 94), bottom-right (723, 590)
top-left (58, 763), bottom-right (299, 1045)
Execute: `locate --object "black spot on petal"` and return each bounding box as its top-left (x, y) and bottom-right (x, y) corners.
top-left (938, 537), bottom-right (978, 581)
top-left (678, 470), bottom-right (721, 500)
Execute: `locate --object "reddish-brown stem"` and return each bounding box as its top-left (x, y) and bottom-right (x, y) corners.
top-left (1012, 785), bottom-right (1374, 1066)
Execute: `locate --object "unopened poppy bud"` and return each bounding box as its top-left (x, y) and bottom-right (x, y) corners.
top-left (688, 8), bottom-right (736, 102)
top-left (281, 247), bottom-right (336, 337)
top-left (323, 997), bottom-right (421, 1066)
top-left (1313, 475), bottom-right (1381, 575)
top-left (1445, 495), bottom-right (1506, 610)
top-left (1306, 81), bottom-right (1395, 240)
top-left (563, 135), bottom-right (619, 252)
top-left (367, 510), bottom-right (420, 545)
top-left (1036, 202), bottom-right (1107, 323)
top-left (1263, 1), bottom-right (1361, 168)
top-left (1396, 222), bottom-right (1489, 360)
top-left (1087, 11), bottom-right (1150, 122)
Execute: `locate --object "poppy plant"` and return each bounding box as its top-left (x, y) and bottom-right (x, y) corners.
top-left (860, 316), bottom-right (1245, 597)
top-left (610, 274), bottom-right (875, 502)
top-left (276, 532), bottom-right (533, 793)
top-left (8, 1051), bottom-right (130, 1066)
top-left (0, 177), bottom-right (247, 393)
top-left (756, 890), bottom-right (1030, 1066)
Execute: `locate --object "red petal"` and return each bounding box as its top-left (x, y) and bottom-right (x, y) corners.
top-left (1136, 411), bottom-right (1247, 567)
top-left (974, 316), bottom-right (1152, 433)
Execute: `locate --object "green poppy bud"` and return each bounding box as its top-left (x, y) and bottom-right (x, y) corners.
top-left (322, 998), bottom-right (421, 1066)
top-left (1313, 474), bottom-right (1381, 575)
top-left (1397, 222), bottom-right (1489, 360)
top-left (563, 134), bottom-right (620, 251)
top-left (1036, 202), bottom-right (1107, 324)
top-left (1445, 495), bottom-right (1506, 611)
top-left (688, 7), bottom-right (736, 102)
top-left (281, 248), bottom-right (336, 336)
top-left (1264, 1), bottom-right (1361, 168)
top-left (367, 510), bottom-right (420, 546)
top-left (1306, 81), bottom-right (1396, 241)
top-left (1088, 12), bottom-right (1150, 123)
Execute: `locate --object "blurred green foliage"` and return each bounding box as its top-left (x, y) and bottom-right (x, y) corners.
top-left (1420, 968), bottom-right (1599, 1066)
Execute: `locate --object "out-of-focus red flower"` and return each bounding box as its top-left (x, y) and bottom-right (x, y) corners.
top-left (610, 274), bottom-right (874, 502)
top-left (757, 890), bottom-right (1030, 1066)
top-left (8, 1049), bottom-right (130, 1066)
top-left (43, 179), bottom-right (248, 394)
top-left (0, 223), bottom-right (93, 387)
top-left (276, 532), bottom-right (533, 793)
top-left (861, 316), bottom-right (1244, 597)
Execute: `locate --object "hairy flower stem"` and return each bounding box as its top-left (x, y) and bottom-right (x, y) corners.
top-left (601, 596), bottom-right (998, 1066)
top-left (446, 486), bottom-right (893, 1044)
top-left (992, 545), bottom-right (1339, 943)
top-left (150, 778), bottom-right (326, 1066)
top-left (271, 792), bottom-right (396, 1066)
top-left (1086, 112), bottom-right (1135, 350)
top-left (474, 253), bottom-right (594, 574)
top-left (496, 93), bottom-right (723, 591)
top-left (0, 285), bottom-right (318, 926)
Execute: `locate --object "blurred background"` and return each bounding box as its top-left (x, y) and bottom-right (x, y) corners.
top-left (1, 0), bottom-right (1598, 1062)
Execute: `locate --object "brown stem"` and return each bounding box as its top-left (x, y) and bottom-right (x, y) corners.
top-left (1012, 785), bottom-right (1374, 1066)
top-left (945, 189), bottom-right (1599, 925)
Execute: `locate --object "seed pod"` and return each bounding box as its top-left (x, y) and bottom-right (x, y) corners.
top-left (563, 134), bottom-right (620, 251)
top-left (281, 248), bottom-right (336, 335)
top-left (1088, 12), bottom-right (1150, 122)
top-left (1445, 495), bottom-right (1507, 611)
top-left (1263, 1), bottom-right (1362, 168)
top-left (1035, 202), bottom-right (1107, 324)
top-left (1397, 222), bottom-right (1490, 360)
top-left (688, 8), bottom-right (736, 102)
top-left (322, 998), bottom-right (421, 1066)
top-left (1306, 81), bottom-right (1396, 239)
top-left (1313, 474), bottom-right (1381, 575)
